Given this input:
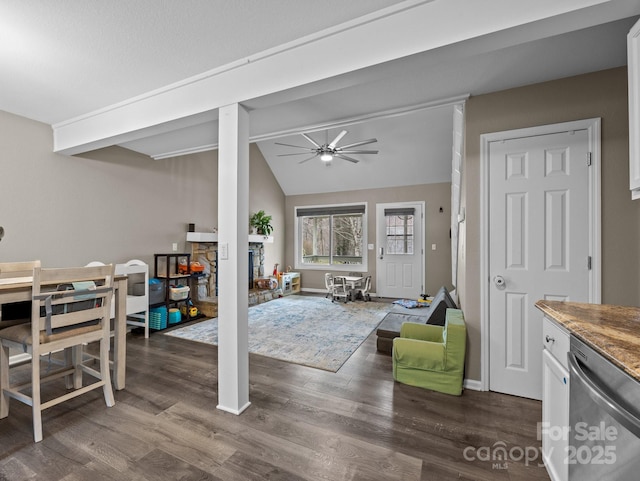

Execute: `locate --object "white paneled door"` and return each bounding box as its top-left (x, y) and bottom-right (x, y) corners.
top-left (376, 202), bottom-right (424, 300)
top-left (489, 130), bottom-right (591, 400)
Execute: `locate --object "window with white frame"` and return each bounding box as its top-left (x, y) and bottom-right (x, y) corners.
top-left (384, 207), bottom-right (415, 255)
top-left (296, 204), bottom-right (366, 270)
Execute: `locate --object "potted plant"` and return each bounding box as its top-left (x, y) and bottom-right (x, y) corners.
top-left (250, 210), bottom-right (273, 235)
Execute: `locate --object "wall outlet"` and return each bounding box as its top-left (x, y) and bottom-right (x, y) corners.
top-left (432, 244), bottom-right (437, 250)
top-left (172, 243), bottom-right (178, 252)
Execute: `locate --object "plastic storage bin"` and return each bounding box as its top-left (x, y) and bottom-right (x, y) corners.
top-left (169, 285), bottom-right (190, 300)
top-left (148, 278), bottom-right (165, 305)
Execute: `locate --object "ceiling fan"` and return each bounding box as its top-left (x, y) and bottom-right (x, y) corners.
top-left (275, 130), bottom-right (378, 164)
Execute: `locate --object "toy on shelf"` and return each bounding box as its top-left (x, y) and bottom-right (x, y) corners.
top-left (179, 261), bottom-right (205, 275)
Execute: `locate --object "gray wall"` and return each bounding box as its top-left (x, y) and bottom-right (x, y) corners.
top-left (459, 66), bottom-right (640, 382)
top-left (7, 67), bottom-right (635, 387)
top-left (285, 182), bottom-right (452, 295)
top-left (0, 110), bottom-right (285, 273)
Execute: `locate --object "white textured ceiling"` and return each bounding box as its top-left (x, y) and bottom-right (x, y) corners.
top-left (0, 0), bottom-right (404, 124)
top-left (1, 1), bottom-right (639, 195)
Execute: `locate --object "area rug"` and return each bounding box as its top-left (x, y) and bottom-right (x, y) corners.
top-left (164, 296), bottom-right (392, 372)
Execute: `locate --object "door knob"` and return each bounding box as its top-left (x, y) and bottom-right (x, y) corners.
top-left (493, 275), bottom-right (506, 287)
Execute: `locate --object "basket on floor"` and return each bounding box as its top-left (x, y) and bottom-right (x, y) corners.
top-left (149, 307), bottom-right (168, 330)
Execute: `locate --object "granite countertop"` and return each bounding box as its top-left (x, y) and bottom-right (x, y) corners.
top-left (535, 300), bottom-right (640, 382)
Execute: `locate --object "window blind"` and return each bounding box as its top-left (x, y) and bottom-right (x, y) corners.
top-left (296, 204), bottom-right (366, 217)
top-left (384, 207), bottom-right (415, 216)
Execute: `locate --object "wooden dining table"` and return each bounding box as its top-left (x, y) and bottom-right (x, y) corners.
top-left (0, 274), bottom-right (128, 390)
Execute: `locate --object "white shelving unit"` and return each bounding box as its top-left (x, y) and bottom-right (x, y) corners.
top-left (279, 272), bottom-right (300, 295)
top-left (115, 260), bottom-right (150, 338)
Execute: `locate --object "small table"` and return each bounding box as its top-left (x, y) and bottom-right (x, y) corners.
top-left (334, 275), bottom-right (363, 301)
top-left (0, 274), bottom-right (128, 390)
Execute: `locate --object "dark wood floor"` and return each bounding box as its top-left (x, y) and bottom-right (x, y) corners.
top-left (0, 308), bottom-right (550, 480)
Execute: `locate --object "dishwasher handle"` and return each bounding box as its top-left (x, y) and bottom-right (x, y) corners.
top-left (568, 352), bottom-right (640, 438)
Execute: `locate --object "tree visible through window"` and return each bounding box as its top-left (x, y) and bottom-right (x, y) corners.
top-left (297, 205), bottom-right (365, 267)
top-left (301, 216), bottom-right (330, 263)
top-left (386, 212), bottom-right (414, 255)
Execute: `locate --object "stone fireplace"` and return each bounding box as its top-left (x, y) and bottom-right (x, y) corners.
top-left (186, 233), bottom-right (279, 317)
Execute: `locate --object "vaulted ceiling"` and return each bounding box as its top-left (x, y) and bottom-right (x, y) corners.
top-left (2, 1), bottom-right (639, 195)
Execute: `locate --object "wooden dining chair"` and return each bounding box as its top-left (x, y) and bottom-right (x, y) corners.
top-left (0, 260), bottom-right (41, 329)
top-left (0, 264), bottom-right (115, 442)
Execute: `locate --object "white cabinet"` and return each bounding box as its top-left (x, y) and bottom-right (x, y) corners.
top-left (628, 18), bottom-right (640, 199)
top-left (541, 317), bottom-right (570, 481)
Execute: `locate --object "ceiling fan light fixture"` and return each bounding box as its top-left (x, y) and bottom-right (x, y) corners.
top-left (275, 129), bottom-right (377, 165)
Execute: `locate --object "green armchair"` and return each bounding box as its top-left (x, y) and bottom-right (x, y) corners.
top-left (392, 308), bottom-right (466, 395)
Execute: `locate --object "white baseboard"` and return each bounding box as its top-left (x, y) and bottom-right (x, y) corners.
top-left (217, 401), bottom-right (251, 415)
top-left (464, 378), bottom-right (483, 391)
top-left (301, 287), bottom-right (327, 294)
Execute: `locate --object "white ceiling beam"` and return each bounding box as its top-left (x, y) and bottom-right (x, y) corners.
top-left (52, 0), bottom-right (610, 155)
top-left (146, 94), bottom-right (470, 159)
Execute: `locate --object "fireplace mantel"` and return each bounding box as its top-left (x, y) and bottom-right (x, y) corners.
top-left (186, 232), bottom-right (274, 244)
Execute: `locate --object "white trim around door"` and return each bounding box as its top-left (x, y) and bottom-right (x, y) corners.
top-left (479, 118), bottom-right (601, 392)
top-left (376, 201), bottom-right (426, 299)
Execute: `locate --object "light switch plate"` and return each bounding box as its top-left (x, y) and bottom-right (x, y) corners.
top-left (219, 242), bottom-right (229, 260)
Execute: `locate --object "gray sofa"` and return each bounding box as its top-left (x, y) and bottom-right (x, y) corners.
top-left (376, 286), bottom-right (457, 354)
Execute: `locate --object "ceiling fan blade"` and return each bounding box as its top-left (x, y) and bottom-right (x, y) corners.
top-left (329, 130), bottom-right (348, 148)
top-left (298, 153), bottom-right (320, 164)
top-left (277, 152), bottom-right (315, 157)
top-left (335, 154), bottom-right (359, 163)
top-left (275, 142), bottom-right (313, 150)
top-left (338, 138), bottom-right (377, 149)
top-left (338, 149), bottom-right (379, 154)
top-left (302, 133), bottom-right (321, 149)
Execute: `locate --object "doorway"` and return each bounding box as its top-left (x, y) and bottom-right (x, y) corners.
top-left (375, 202), bottom-right (425, 299)
top-left (480, 119), bottom-right (601, 400)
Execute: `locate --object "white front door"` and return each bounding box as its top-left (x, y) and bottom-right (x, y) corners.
top-left (488, 128), bottom-right (593, 400)
top-left (376, 202), bottom-right (424, 299)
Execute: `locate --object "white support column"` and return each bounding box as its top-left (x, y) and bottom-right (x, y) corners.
top-left (216, 103), bottom-right (250, 414)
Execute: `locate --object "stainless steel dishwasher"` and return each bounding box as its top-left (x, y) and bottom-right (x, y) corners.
top-left (568, 336), bottom-right (640, 481)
